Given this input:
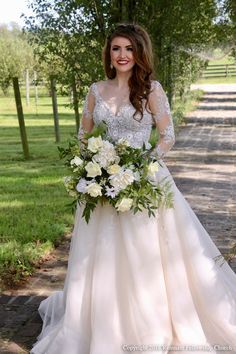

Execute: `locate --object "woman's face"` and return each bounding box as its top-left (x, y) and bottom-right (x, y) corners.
top-left (110, 36), bottom-right (135, 74)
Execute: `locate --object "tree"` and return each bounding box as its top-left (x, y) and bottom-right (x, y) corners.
top-left (215, 0), bottom-right (236, 60)
top-left (23, 0), bottom-right (235, 108)
top-left (0, 23), bottom-right (35, 95)
top-left (23, 0), bottom-right (106, 134)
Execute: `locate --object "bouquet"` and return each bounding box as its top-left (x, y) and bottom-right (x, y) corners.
top-left (58, 123), bottom-right (174, 223)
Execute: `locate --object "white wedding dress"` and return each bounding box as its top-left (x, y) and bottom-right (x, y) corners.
top-left (31, 81), bottom-right (236, 354)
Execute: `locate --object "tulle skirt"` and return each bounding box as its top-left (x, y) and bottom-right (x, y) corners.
top-left (30, 161), bottom-right (236, 354)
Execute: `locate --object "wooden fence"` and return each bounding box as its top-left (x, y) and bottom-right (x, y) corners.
top-left (202, 63), bottom-right (236, 78)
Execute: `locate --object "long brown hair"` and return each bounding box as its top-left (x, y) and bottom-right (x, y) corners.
top-left (103, 23), bottom-right (154, 120)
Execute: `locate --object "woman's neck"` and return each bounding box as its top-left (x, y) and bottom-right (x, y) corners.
top-left (111, 71), bottom-right (132, 89)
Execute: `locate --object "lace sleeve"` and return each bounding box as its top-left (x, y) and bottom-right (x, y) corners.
top-left (149, 81), bottom-right (175, 159)
top-left (78, 83), bottom-right (95, 141)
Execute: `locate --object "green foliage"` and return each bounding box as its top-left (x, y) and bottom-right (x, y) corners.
top-left (134, 0), bottom-right (220, 102)
top-left (216, 0), bottom-right (236, 60)
top-left (0, 24), bottom-right (35, 95)
top-left (22, 0), bottom-right (235, 111)
top-left (23, 0), bottom-right (105, 96)
top-left (0, 240), bottom-right (53, 289)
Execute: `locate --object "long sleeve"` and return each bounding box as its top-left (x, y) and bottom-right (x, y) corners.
top-left (149, 81), bottom-right (175, 159)
top-left (78, 83), bottom-right (95, 142)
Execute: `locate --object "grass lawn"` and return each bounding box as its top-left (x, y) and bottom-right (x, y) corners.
top-left (0, 94), bottom-right (77, 289)
top-left (196, 76), bottom-right (236, 84)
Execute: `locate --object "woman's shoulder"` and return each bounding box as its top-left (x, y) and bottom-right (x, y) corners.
top-left (90, 80), bottom-right (108, 89)
top-left (150, 79), bottom-right (162, 90)
top-left (88, 80), bottom-right (109, 96)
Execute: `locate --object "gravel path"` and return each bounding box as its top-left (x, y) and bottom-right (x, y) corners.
top-left (168, 83), bottom-right (236, 261)
top-left (0, 83), bottom-right (235, 353)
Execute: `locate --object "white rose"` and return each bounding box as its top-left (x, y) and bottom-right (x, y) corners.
top-left (85, 161), bottom-right (102, 178)
top-left (147, 161), bottom-right (159, 178)
top-left (70, 156), bottom-right (83, 166)
top-left (109, 176), bottom-right (121, 191)
top-left (117, 138), bottom-right (130, 147)
top-left (87, 136), bottom-right (103, 153)
top-left (115, 197), bottom-right (133, 212)
top-left (109, 168), bottom-right (135, 191)
top-left (93, 154), bottom-right (107, 168)
top-left (86, 182), bottom-right (102, 197)
top-left (120, 169), bottom-right (135, 187)
top-left (107, 164), bottom-right (121, 175)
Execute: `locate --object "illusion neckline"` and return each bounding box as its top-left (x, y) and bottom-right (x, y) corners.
top-left (92, 82), bottom-right (132, 118)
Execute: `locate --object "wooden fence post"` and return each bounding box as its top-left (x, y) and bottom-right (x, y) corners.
top-left (13, 77), bottom-right (30, 160)
top-left (34, 71), bottom-right (38, 105)
top-left (71, 77), bottom-right (80, 134)
top-left (50, 77), bottom-right (60, 143)
top-left (26, 69), bottom-right (30, 106)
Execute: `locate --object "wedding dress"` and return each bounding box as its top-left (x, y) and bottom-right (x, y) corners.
top-left (30, 81), bottom-right (236, 354)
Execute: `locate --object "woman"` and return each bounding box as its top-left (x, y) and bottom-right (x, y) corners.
top-left (31, 24), bottom-right (236, 354)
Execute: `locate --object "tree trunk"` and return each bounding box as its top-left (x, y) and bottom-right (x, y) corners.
top-left (13, 77), bottom-right (30, 160)
top-left (50, 77), bottom-right (60, 143)
top-left (113, 0), bottom-right (123, 22)
top-left (71, 77), bottom-right (80, 134)
top-left (166, 45), bottom-right (173, 108)
top-left (26, 69), bottom-right (30, 106)
top-left (127, 0), bottom-right (136, 21)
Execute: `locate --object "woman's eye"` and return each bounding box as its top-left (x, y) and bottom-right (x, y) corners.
top-left (111, 47), bottom-right (133, 51)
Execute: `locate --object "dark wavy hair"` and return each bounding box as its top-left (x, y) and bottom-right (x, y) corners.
top-left (102, 23), bottom-right (154, 120)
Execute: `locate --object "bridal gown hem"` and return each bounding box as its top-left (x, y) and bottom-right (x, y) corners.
top-left (30, 80), bottom-right (236, 354)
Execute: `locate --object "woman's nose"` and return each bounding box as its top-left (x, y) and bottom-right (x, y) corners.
top-left (119, 48), bottom-right (126, 58)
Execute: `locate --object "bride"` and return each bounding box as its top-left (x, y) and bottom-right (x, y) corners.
top-left (31, 24), bottom-right (236, 354)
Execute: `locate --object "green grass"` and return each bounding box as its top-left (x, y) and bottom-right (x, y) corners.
top-left (172, 89), bottom-right (204, 130)
top-left (0, 94), bottom-right (77, 289)
top-left (196, 76), bottom-right (236, 84)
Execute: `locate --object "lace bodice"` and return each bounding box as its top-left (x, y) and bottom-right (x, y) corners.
top-left (79, 80), bottom-right (175, 159)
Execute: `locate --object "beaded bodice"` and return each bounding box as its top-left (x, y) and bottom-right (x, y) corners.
top-left (80, 80), bottom-right (175, 159)
top-left (90, 82), bottom-right (153, 148)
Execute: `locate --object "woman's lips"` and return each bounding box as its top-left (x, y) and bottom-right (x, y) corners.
top-left (117, 60), bottom-right (129, 65)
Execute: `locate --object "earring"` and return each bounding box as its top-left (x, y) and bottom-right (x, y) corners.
top-left (110, 63), bottom-right (113, 69)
